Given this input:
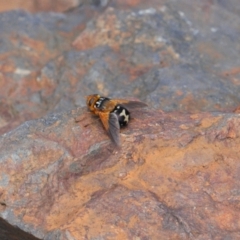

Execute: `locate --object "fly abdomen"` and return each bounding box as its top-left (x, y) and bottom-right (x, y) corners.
top-left (111, 105), bottom-right (130, 127)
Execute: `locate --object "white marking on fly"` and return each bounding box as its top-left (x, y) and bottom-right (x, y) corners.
top-left (95, 99), bottom-right (103, 108)
top-left (95, 101), bottom-right (100, 108)
top-left (119, 109), bottom-right (129, 123)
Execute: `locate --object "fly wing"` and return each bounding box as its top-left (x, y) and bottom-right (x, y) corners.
top-left (99, 112), bottom-right (120, 146)
top-left (111, 99), bottom-right (148, 109)
top-left (108, 113), bottom-right (120, 146)
top-left (120, 101), bottom-right (148, 109)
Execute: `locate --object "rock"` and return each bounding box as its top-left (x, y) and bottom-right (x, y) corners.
top-left (0, 0), bottom-right (111, 13)
top-left (0, 6), bottom-right (103, 135)
top-left (72, 1), bottom-right (240, 112)
top-left (1, 107), bottom-right (240, 239)
top-left (0, 0), bottom-right (240, 239)
top-left (1, 0), bottom-right (240, 136)
top-left (0, 0), bottom-right (81, 13)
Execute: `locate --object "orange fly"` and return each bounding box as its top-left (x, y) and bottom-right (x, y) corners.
top-left (86, 94), bottom-right (147, 146)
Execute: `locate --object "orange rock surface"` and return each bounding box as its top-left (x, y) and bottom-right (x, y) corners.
top-left (0, 0), bottom-right (81, 13)
top-left (1, 108), bottom-right (240, 239)
top-left (0, 0), bottom-right (240, 239)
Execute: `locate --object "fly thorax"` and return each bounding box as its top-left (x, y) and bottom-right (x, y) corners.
top-left (94, 97), bottom-right (110, 110)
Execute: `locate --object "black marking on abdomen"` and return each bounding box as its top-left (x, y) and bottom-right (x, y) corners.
top-left (111, 105), bottom-right (130, 128)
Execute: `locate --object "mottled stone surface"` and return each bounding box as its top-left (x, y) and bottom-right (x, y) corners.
top-left (1, 0), bottom-right (240, 136)
top-left (0, 0), bottom-right (240, 239)
top-left (0, 0), bottom-right (80, 13)
top-left (1, 107), bottom-right (240, 239)
top-left (0, 4), bottom-right (104, 135)
top-left (73, 0), bottom-right (240, 112)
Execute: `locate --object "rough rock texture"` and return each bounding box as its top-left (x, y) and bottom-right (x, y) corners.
top-left (0, 0), bottom-right (240, 239)
top-left (1, 108), bottom-right (240, 239)
top-left (0, 0), bottom-right (81, 13)
top-left (0, 3), bottom-right (105, 135)
top-left (1, 0), bottom-right (240, 136)
top-left (72, 0), bottom-right (240, 112)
